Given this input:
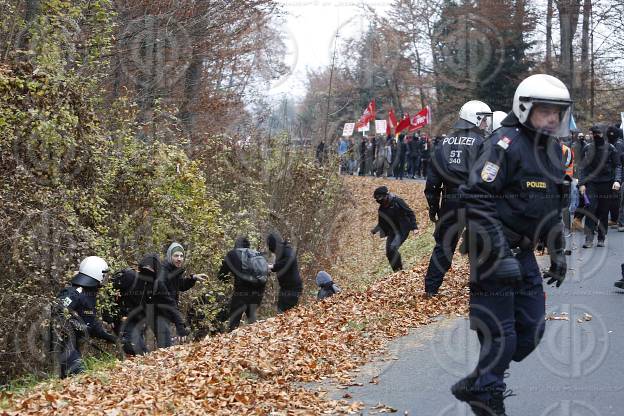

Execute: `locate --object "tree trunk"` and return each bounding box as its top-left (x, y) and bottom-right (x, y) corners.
top-left (546, 0), bottom-right (553, 70)
top-left (579, 0), bottom-right (591, 110)
top-left (556, 0), bottom-right (581, 91)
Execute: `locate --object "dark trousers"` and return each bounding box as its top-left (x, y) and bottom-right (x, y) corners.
top-left (386, 232), bottom-right (408, 271)
top-left (394, 158), bottom-right (406, 179)
top-left (410, 156), bottom-right (421, 177)
top-left (424, 198), bottom-right (463, 294)
top-left (608, 189), bottom-right (620, 223)
top-left (468, 249), bottom-right (545, 394)
top-left (58, 336), bottom-right (84, 379)
top-left (277, 288), bottom-right (302, 313)
top-left (228, 294), bottom-right (263, 331)
top-left (584, 182), bottom-right (612, 241)
top-left (421, 158), bottom-right (429, 178)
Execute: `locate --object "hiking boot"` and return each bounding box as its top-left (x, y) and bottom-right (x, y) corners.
top-left (451, 377), bottom-right (511, 416)
top-left (597, 240), bottom-right (605, 247)
top-left (615, 279), bottom-right (624, 289)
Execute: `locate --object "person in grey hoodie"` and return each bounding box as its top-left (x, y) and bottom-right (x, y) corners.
top-left (316, 271), bottom-right (341, 300)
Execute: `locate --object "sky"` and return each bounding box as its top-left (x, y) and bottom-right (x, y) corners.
top-left (266, 0), bottom-right (393, 100)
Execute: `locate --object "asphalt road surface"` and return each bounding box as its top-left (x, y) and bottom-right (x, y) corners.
top-left (318, 228), bottom-right (624, 416)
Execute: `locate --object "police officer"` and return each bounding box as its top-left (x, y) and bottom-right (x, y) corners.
top-left (578, 124), bottom-right (622, 247)
top-left (454, 74), bottom-right (571, 415)
top-left (371, 186), bottom-right (418, 271)
top-left (54, 256), bottom-right (116, 378)
top-left (423, 100), bottom-right (492, 296)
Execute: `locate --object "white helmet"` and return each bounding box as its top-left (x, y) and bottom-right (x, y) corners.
top-left (492, 111), bottom-right (507, 132)
top-left (459, 100), bottom-right (492, 129)
top-left (512, 74), bottom-right (572, 137)
top-left (73, 256), bottom-right (109, 287)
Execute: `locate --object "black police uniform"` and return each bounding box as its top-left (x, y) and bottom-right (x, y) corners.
top-left (55, 277), bottom-right (116, 378)
top-left (372, 191), bottom-right (418, 271)
top-left (579, 133), bottom-right (622, 243)
top-left (423, 119), bottom-right (486, 295)
top-left (457, 113), bottom-right (567, 401)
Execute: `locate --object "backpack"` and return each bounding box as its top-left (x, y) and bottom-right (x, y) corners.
top-left (235, 248), bottom-right (269, 286)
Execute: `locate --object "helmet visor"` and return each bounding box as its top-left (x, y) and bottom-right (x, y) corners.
top-left (523, 98), bottom-right (572, 138)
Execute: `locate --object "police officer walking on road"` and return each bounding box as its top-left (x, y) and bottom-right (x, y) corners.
top-left (423, 100), bottom-right (492, 296)
top-left (454, 74), bottom-right (571, 415)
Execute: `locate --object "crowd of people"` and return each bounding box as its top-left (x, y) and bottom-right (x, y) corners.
top-left (51, 233), bottom-right (338, 379)
top-left (336, 133), bottom-right (434, 179)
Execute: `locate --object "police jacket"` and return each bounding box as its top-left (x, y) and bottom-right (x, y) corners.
top-left (425, 119), bottom-right (486, 211)
top-left (57, 282), bottom-right (116, 342)
top-left (374, 193), bottom-right (418, 237)
top-left (458, 113), bottom-right (567, 257)
top-left (578, 139), bottom-right (622, 185)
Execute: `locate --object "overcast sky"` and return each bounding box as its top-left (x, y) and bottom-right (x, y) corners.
top-left (267, 0), bottom-right (393, 100)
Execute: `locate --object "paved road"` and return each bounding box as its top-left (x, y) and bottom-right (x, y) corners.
top-left (317, 228), bottom-right (624, 415)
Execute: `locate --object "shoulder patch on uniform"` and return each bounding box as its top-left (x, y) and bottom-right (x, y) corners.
top-left (481, 161), bottom-right (500, 182)
top-left (62, 297), bottom-right (72, 307)
top-left (496, 136), bottom-right (512, 150)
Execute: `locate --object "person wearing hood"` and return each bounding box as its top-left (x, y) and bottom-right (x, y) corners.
top-left (578, 124), bottom-right (622, 247)
top-left (218, 237), bottom-right (267, 330)
top-left (54, 256), bottom-right (116, 378)
top-left (114, 254), bottom-right (180, 355)
top-left (393, 134), bottom-right (407, 180)
top-left (162, 242), bottom-right (207, 336)
top-left (606, 125), bottom-right (624, 230)
top-left (267, 232), bottom-right (303, 313)
top-left (423, 100), bottom-right (492, 296)
top-left (371, 186), bottom-right (418, 271)
top-left (316, 271), bottom-right (341, 300)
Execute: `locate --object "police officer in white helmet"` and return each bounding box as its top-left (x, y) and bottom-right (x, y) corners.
top-left (453, 75), bottom-right (572, 415)
top-left (423, 100), bottom-right (492, 296)
top-left (53, 256), bottom-right (117, 378)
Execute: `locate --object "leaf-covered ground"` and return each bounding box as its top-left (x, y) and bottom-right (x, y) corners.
top-left (3, 177), bottom-right (470, 415)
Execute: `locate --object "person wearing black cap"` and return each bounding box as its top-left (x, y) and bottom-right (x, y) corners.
top-left (53, 256), bottom-right (116, 378)
top-left (218, 237), bottom-right (268, 330)
top-left (371, 186), bottom-right (418, 271)
top-left (578, 124), bottom-right (622, 247)
top-left (267, 232), bottom-right (303, 313)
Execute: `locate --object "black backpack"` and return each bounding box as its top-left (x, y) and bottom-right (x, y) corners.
top-left (235, 248), bottom-right (269, 285)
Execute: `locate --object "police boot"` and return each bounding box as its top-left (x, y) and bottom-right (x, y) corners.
top-left (469, 390), bottom-right (513, 416)
top-left (615, 264), bottom-right (624, 289)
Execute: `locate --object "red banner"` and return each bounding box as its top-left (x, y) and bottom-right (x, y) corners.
top-left (409, 106), bottom-right (431, 131)
top-left (395, 113), bottom-right (411, 133)
top-left (388, 108), bottom-right (398, 129)
top-left (355, 99), bottom-right (376, 130)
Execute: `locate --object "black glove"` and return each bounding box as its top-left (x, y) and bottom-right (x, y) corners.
top-left (544, 252), bottom-right (566, 287)
top-left (429, 210), bottom-right (438, 223)
top-left (370, 227), bottom-right (378, 235)
top-left (494, 256), bottom-right (523, 285)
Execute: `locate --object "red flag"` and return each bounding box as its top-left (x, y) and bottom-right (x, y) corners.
top-left (355, 99), bottom-right (376, 130)
top-left (395, 113), bottom-right (411, 133)
top-left (388, 108), bottom-right (398, 129)
top-left (386, 120), bottom-right (391, 136)
top-left (409, 106), bottom-right (431, 131)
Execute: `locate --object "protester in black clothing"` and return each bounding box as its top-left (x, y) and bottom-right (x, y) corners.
top-left (218, 237), bottom-right (267, 330)
top-left (267, 232), bottom-right (303, 313)
top-left (371, 186), bottom-right (418, 271)
top-left (393, 134), bottom-right (407, 180)
top-left (409, 134), bottom-right (422, 178)
top-left (579, 124), bottom-right (622, 247)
